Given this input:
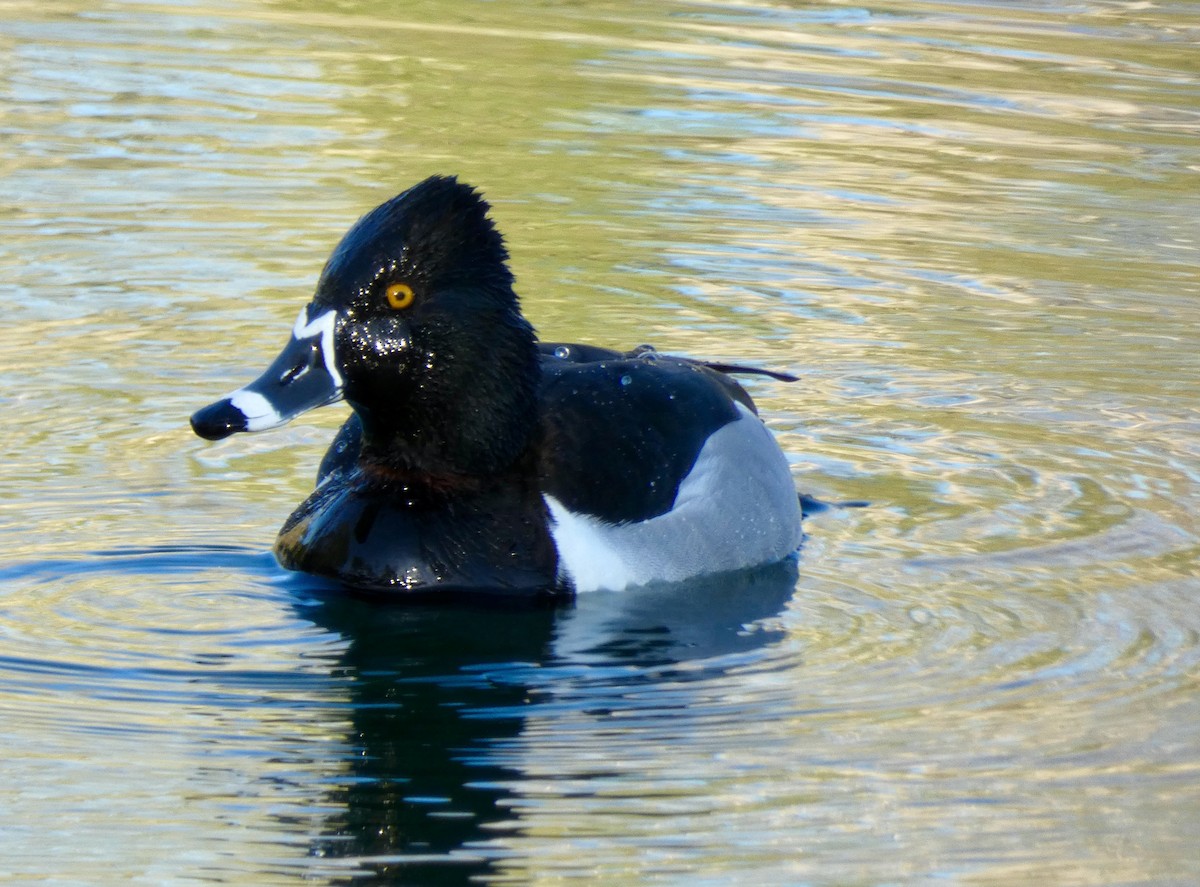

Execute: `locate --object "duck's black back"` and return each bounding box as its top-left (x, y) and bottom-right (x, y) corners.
top-left (536, 355), bottom-right (746, 524)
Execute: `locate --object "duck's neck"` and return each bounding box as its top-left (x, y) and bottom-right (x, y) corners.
top-left (352, 335), bottom-right (541, 482)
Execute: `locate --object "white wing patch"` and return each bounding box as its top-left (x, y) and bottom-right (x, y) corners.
top-left (545, 402), bottom-right (803, 592)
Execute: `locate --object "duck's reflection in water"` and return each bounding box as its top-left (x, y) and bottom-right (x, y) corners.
top-left (300, 558), bottom-right (798, 884)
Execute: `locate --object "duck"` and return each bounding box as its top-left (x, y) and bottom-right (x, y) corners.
top-left (191, 175), bottom-right (804, 595)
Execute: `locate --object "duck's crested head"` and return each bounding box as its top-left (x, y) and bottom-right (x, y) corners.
top-left (317, 176), bottom-right (538, 473)
top-left (191, 175), bottom-right (540, 477)
top-left (316, 175), bottom-right (513, 308)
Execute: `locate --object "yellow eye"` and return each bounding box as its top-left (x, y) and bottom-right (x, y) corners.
top-left (385, 282), bottom-right (415, 310)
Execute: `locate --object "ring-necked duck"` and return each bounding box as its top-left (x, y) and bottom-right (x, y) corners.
top-left (191, 176), bottom-right (803, 595)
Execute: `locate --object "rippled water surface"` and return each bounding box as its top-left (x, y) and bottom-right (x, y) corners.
top-left (2, 0), bottom-right (1198, 883)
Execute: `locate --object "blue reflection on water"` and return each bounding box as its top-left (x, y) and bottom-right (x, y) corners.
top-left (290, 559), bottom-right (798, 882)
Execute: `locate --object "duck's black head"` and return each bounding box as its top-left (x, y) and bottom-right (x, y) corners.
top-left (191, 176), bottom-right (540, 476)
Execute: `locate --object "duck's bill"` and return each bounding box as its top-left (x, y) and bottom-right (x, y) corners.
top-left (191, 307), bottom-right (343, 442)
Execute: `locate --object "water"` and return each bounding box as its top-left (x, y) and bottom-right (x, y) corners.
top-left (2, 0), bottom-right (1198, 883)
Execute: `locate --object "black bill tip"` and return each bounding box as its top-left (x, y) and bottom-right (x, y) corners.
top-left (190, 399), bottom-right (248, 441)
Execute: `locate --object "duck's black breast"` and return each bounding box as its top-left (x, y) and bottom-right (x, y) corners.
top-left (535, 354), bottom-right (745, 525)
top-left (275, 462), bottom-right (559, 595)
top-left (276, 348), bottom-right (762, 594)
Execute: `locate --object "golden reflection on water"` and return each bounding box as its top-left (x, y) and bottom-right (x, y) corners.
top-left (1, 0), bottom-right (1198, 883)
